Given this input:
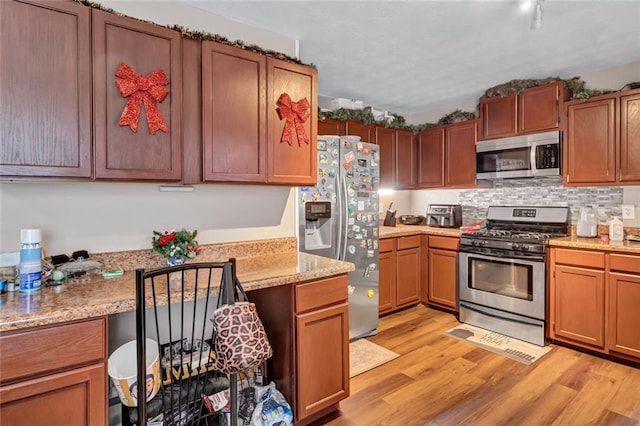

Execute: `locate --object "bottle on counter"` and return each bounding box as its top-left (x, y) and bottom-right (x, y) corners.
top-left (577, 206), bottom-right (598, 237)
top-left (609, 216), bottom-right (624, 242)
top-left (19, 229), bottom-right (42, 292)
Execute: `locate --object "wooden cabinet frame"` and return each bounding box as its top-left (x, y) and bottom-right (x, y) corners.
top-left (549, 247), bottom-right (640, 363)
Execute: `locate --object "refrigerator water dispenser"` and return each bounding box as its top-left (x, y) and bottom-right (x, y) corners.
top-left (304, 201), bottom-right (332, 250)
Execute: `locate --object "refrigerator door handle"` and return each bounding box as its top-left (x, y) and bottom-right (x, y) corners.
top-left (335, 173), bottom-right (342, 260)
top-left (340, 175), bottom-right (349, 261)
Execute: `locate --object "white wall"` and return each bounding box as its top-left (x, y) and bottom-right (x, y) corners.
top-left (0, 2), bottom-right (299, 255)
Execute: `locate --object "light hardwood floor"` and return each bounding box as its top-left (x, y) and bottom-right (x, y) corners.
top-left (322, 305), bottom-right (640, 426)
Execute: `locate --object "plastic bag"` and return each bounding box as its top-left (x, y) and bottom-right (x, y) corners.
top-left (249, 382), bottom-right (293, 426)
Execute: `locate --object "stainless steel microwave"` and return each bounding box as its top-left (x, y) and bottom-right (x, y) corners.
top-left (476, 130), bottom-right (561, 179)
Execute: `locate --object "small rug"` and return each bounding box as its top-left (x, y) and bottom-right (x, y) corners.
top-left (349, 338), bottom-right (399, 377)
top-left (444, 323), bottom-right (552, 365)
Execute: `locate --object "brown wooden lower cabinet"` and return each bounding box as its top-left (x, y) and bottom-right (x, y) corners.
top-left (0, 317), bottom-right (108, 426)
top-left (378, 235), bottom-right (421, 315)
top-left (427, 236), bottom-right (459, 311)
top-left (249, 274), bottom-right (349, 425)
top-left (551, 264), bottom-right (606, 349)
top-left (608, 254), bottom-right (640, 360)
top-left (549, 248), bottom-right (640, 363)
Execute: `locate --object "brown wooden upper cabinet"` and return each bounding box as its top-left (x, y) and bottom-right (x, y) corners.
top-left (564, 88), bottom-right (640, 186)
top-left (92, 10), bottom-right (182, 181)
top-left (200, 42), bottom-right (267, 183)
top-left (266, 58), bottom-right (318, 186)
top-left (0, 0), bottom-right (92, 179)
top-left (199, 44), bottom-right (318, 186)
top-left (417, 127), bottom-right (444, 188)
top-left (345, 120), bottom-right (374, 143)
top-left (417, 120), bottom-right (477, 189)
top-left (478, 81), bottom-right (569, 140)
top-left (395, 129), bottom-right (417, 189)
top-left (318, 118), bottom-right (345, 137)
top-left (376, 127), bottom-right (396, 189)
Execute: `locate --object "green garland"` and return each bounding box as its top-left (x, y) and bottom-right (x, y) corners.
top-left (73, 0), bottom-right (309, 67)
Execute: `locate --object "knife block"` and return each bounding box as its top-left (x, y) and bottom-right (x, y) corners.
top-left (383, 209), bottom-right (396, 227)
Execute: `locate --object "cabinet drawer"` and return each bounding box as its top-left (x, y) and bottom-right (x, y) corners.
top-left (379, 238), bottom-right (395, 253)
top-left (397, 235), bottom-right (421, 250)
top-left (0, 318), bottom-right (106, 385)
top-left (610, 254), bottom-right (640, 274)
top-left (428, 236), bottom-right (459, 251)
top-left (296, 275), bottom-right (348, 314)
top-left (553, 248), bottom-right (605, 269)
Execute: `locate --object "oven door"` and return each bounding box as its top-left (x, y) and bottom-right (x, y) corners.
top-left (458, 250), bottom-right (545, 320)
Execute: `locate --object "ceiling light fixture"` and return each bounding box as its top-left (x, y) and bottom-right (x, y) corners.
top-left (520, 0), bottom-right (532, 12)
top-left (531, 0), bottom-right (544, 30)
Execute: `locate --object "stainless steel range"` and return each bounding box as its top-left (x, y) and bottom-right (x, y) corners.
top-left (458, 206), bottom-right (570, 346)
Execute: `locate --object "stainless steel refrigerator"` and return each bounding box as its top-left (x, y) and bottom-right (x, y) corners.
top-left (298, 135), bottom-right (379, 340)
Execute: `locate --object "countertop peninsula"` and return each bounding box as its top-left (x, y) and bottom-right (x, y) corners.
top-left (0, 238), bottom-right (354, 332)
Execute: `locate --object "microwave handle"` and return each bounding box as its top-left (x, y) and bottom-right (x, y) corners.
top-left (530, 143), bottom-right (538, 175)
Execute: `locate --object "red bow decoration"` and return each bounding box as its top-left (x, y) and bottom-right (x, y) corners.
top-left (276, 93), bottom-right (310, 146)
top-left (115, 62), bottom-right (169, 134)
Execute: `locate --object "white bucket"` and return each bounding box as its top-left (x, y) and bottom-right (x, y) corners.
top-left (108, 338), bottom-right (160, 407)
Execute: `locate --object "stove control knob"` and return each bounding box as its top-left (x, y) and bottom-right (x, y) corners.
top-left (521, 245), bottom-right (529, 252)
top-left (511, 243), bottom-right (520, 250)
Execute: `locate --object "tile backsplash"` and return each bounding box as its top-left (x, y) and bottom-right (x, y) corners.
top-left (459, 177), bottom-right (623, 224)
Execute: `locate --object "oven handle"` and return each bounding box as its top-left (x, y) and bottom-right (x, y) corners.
top-left (459, 247), bottom-right (544, 262)
top-left (459, 301), bottom-right (543, 327)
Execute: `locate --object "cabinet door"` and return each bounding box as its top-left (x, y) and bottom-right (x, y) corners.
top-left (93, 10), bottom-right (182, 181)
top-left (378, 249), bottom-right (395, 314)
top-left (417, 127), bottom-right (444, 188)
top-left (296, 303), bottom-right (349, 420)
top-left (619, 91), bottom-right (640, 183)
top-left (428, 248), bottom-right (457, 310)
top-left (345, 120), bottom-right (373, 143)
top-left (551, 265), bottom-right (606, 350)
top-left (445, 120), bottom-right (477, 187)
top-left (565, 97), bottom-right (616, 185)
top-left (0, 0), bottom-right (91, 178)
top-left (518, 82), bottom-right (561, 134)
top-left (318, 118), bottom-right (345, 137)
top-left (376, 127), bottom-right (396, 189)
top-left (202, 42), bottom-right (266, 183)
top-left (396, 247), bottom-right (421, 307)
top-left (479, 94), bottom-right (517, 140)
top-left (267, 58), bottom-right (317, 185)
top-left (0, 363), bottom-right (106, 426)
top-left (608, 272), bottom-right (640, 360)
top-left (395, 130), bottom-right (416, 189)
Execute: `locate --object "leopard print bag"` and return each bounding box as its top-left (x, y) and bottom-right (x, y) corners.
top-left (211, 301), bottom-right (273, 374)
top-left (211, 266), bottom-right (272, 374)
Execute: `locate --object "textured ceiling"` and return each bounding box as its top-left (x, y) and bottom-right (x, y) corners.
top-left (182, 0), bottom-right (640, 116)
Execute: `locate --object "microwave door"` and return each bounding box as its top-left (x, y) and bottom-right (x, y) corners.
top-left (476, 146), bottom-right (533, 179)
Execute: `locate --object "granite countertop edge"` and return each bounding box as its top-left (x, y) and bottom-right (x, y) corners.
top-left (379, 225), bottom-right (462, 238)
top-left (0, 250), bottom-right (354, 333)
top-left (548, 236), bottom-right (640, 254)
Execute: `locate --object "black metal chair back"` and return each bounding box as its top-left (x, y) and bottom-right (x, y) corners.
top-left (132, 260), bottom-right (235, 425)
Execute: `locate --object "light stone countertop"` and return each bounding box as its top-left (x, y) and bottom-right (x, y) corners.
top-left (548, 235), bottom-right (640, 254)
top-left (379, 224), bottom-right (462, 238)
top-left (0, 239), bottom-right (354, 333)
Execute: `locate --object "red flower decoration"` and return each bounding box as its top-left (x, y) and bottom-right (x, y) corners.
top-left (157, 232), bottom-right (176, 246)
